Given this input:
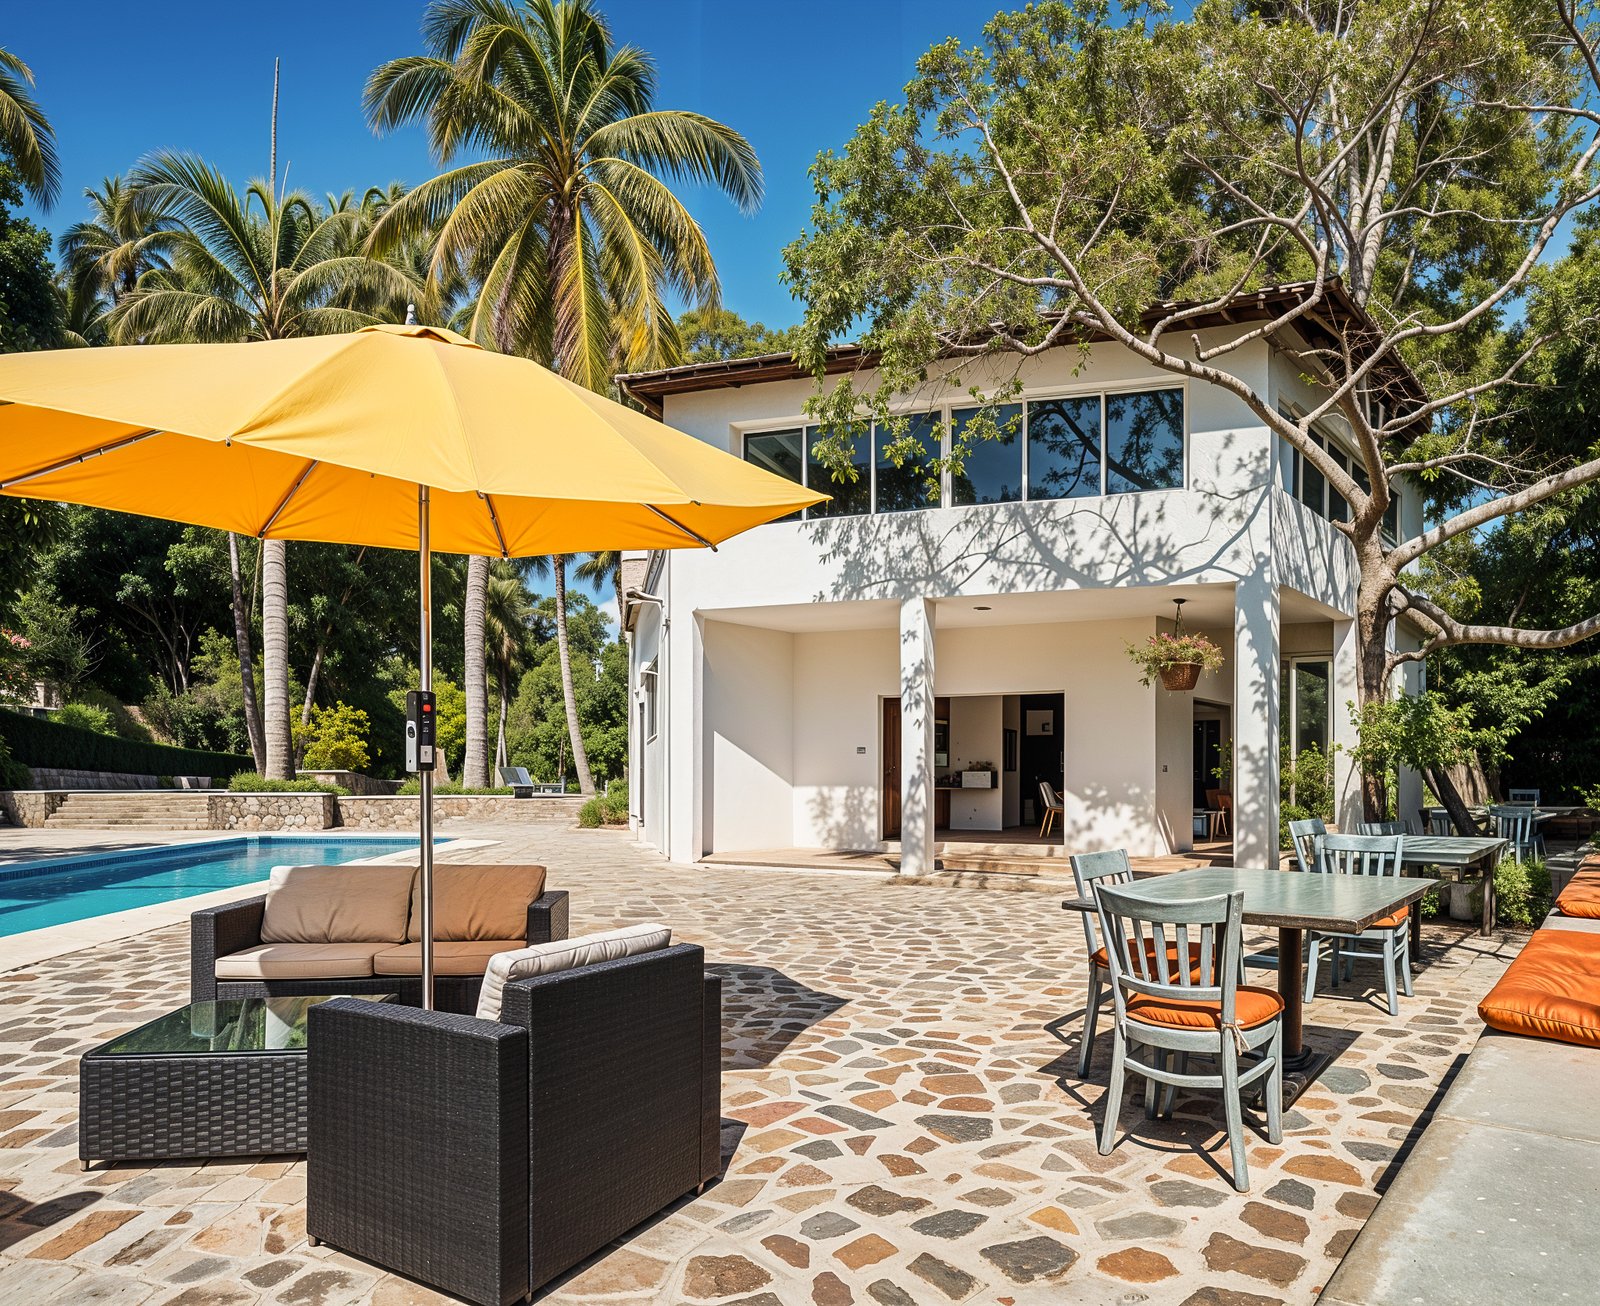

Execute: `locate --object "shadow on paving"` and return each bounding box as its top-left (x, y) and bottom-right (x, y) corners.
top-left (710, 963), bottom-right (848, 1070)
top-left (0, 1189), bottom-right (102, 1253)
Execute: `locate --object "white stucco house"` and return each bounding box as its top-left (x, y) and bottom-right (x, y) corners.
top-left (616, 284), bottom-right (1424, 873)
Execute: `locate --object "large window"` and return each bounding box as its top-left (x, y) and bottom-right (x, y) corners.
top-left (875, 413), bottom-right (940, 512)
top-left (1027, 396), bottom-right (1102, 500)
top-left (1106, 389), bottom-right (1185, 493)
top-left (1279, 423), bottom-right (1402, 543)
top-left (1282, 658), bottom-right (1330, 758)
top-left (740, 385), bottom-right (1185, 521)
top-left (950, 404), bottom-right (1023, 506)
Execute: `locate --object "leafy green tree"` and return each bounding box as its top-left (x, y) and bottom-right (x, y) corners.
top-left (0, 47), bottom-right (59, 207)
top-left (0, 163), bottom-right (62, 352)
top-left (783, 0), bottom-right (1600, 825)
top-left (111, 153), bottom-right (420, 778)
top-left (294, 701), bottom-right (372, 772)
top-left (675, 305), bottom-right (797, 364)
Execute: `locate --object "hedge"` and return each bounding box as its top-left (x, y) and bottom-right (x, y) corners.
top-left (0, 708), bottom-right (252, 783)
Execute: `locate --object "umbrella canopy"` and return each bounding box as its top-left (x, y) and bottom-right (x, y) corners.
top-left (0, 324), bottom-right (823, 552)
top-left (0, 324), bottom-right (825, 1008)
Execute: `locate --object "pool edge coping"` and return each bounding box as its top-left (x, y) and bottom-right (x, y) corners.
top-left (0, 835), bottom-right (495, 974)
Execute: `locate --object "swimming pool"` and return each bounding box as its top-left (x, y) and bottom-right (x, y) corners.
top-left (0, 835), bottom-right (436, 937)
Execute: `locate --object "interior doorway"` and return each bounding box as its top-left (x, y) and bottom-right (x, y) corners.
top-left (1192, 703), bottom-right (1231, 808)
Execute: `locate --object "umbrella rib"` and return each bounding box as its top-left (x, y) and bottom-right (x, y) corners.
top-left (0, 429), bottom-right (164, 491)
top-left (481, 493), bottom-right (509, 559)
top-left (258, 459), bottom-right (320, 537)
top-left (646, 504), bottom-right (718, 551)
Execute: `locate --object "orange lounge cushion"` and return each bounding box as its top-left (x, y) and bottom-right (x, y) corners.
top-left (1126, 985), bottom-right (1284, 1032)
top-left (1556, 869), bottom-right (1600, 919)
top-left (1478, 929), bottom-right (1600, 1048)
top-left (1092, 942), bottom-right (1207, 981)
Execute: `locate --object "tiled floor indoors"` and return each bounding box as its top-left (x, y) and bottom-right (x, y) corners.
top-left (0, 824), bottom-right (1524, 1305)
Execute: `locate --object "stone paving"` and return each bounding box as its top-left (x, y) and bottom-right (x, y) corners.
top-left (0, 823), bottom-right (1526, 1305)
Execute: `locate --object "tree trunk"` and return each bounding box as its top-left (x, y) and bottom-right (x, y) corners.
top-left (301, 642), bottom-right (324, 725)
top-left (463, 554), bottom-right (490, 788)
top-left (1425, 764), bottom-right (1478, 836)
top-left (262, 538), bottom-right (293, 779)
top-left (553, 555), bottom-right (595, 794)
top-left (1354, 572), bottom-right (1395, 823)
top-left (228, 533), bottom-right (266, 772)
top-left (495, 664), bottom-right (510, 771)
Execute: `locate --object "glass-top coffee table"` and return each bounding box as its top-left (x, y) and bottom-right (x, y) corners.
top-left (79, 994), bottom-right (392, 1169)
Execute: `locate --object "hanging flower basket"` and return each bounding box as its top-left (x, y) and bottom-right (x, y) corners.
top-left (1159, 661), bottom-right (1203, 692)
top-left (1126, 630), bottom-right (1224, 690)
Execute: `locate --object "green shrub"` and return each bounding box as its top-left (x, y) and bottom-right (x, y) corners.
top-left (395, 779), bottom-right (514, 796)
top-left (0, 707), bottom-right (249, 781)
top-left (578, 795), bottom-right (605, 827)
top-left (1494, 855), bottom-right (1552, 928)
top-left (294, 702), bottom-right (372, 773)
top-left (226, 772), bottom-right (349, 796)
top-left (55, 702), bottom-right (115, 735)
top-left (579, 782), bottom-right (630, 828)
top-left (0, 733), bottom-right (29, 789)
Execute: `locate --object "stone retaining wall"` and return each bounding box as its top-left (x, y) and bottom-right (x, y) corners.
top-left (336, 795), bottom-right (587, 829)
top-left (0, 791), bottom-right (65, 827)
top-left (22, 769), bottom-right (213, 790)
top-left (207, 793), bottom-right (338, 831)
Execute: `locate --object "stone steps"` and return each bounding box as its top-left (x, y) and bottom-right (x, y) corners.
top-left (43, 792), bottom-right (214, 830)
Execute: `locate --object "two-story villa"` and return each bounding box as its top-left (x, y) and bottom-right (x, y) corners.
top-left (616, 284), bottom-right (1425, 874)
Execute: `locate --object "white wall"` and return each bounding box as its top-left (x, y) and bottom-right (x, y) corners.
top-left (791, 628), bottom-right (897, 849)
top-left (703, 621), bottom-right (795, 851)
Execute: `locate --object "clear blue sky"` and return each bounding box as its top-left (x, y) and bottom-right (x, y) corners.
top-left (11, 0), bottom-right (1003, 330)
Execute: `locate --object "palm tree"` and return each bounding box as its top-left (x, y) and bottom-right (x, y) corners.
top-left (366, 0), bottom-right (760, 792)
top-left (112, 153), bottom-right (420, 777)
top-left (59, 176), bottom-right (178, 307)
top-left (462, 553), bottom-right (491, 787)
top-left (574, 551), bottom-right (624, 634)
top-left (0, 48), bottom-right (59, 208)
top-left (485, 560), bottom-right (533, 770)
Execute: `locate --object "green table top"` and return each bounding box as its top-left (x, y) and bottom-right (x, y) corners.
top-left (86, 995), bottom-right (391, 1059)
top-left (1064, 866), bottom-right (1434, 934)
top-left (1395, 835), bottom-right (1507, 867)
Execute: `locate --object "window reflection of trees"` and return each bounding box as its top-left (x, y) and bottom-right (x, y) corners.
top-left (875, 412), bottom-right (939, 512)
top-left (1106, 390), bottom-right (1184, 493)
top-left (1027, 396), bottom-right (1102, 499)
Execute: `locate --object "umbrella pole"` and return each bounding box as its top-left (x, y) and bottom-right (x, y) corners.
top-left (418, 485), bottom-right (435, 1011)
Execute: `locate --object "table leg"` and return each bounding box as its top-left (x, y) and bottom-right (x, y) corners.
top-left (1409, 905), bottom-right (1422, 962)
top-left (1480, 855), bottom-right (1495, 936)
top-left (1277, 927), bottom-right (1313, 1071)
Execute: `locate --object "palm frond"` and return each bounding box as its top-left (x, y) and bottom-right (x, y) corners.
top-left (0, 47), bottom-right (59, 207)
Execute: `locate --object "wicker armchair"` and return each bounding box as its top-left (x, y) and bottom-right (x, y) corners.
top-left (190, 890), bottom-right (570, 1016)
top-left (305, 943), bottom-right (722, 1306)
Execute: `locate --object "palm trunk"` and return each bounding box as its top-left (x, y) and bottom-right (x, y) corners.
top-left (262, 538), bottom-right (292, 779)
top-left (228, 532), bottom-right (266, 772)
top-left (495, 663), bottom-right (510, 771)
top-left (552, 555), bottom-right (595, 795)
top-left (463, 554), bottom-right (490, 788)
top-left (301, 642), bottom-right (324, 725)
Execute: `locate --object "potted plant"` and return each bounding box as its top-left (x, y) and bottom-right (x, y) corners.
top-left (1126, 630), bottom-right (1225, 690)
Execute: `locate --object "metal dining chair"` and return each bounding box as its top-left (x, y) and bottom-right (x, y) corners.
top-left (1304, 833), bottom-right (1412, 1016)
top-left (1507, 788), bottom-right (1541, 806)
top-left (1067, 850), bottom-right (1207, 1080)
top-left (1489, 804), bottom-right (1543, 864)
top-left (1287, 817), bottom-right (1326, 874)
top-left (1422, 808), bottom-right (1454, 836)
top-left (1091, 881), bottom-right (1284, 1193)
top-left (1357, 820), bottom-right (1407, 836)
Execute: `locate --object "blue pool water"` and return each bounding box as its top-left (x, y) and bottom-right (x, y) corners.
top-left (0, 835), bottom-right (434, 937)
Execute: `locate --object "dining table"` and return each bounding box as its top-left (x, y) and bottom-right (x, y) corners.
top-left (1390, 835), bottom-right (1507, 943)
top-left (1063, 865), bottom-right (1435, 1097)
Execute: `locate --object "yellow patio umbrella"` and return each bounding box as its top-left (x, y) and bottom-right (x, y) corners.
top-left (0, 323), bottom-right (824, 1006)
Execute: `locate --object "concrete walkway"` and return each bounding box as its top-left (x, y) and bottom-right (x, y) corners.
top-left (0, 824), bottom-right (1525, 1304)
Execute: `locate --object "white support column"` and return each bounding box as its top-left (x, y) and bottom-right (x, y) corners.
top-left (1331, 618), bottom-right (1362, 831)
top-left (666, 610), bottom-right (704, 864)
top-left (1233, 577), bottom-right (1281, 867)
top-left (898, 597), bottom-right (936, 877)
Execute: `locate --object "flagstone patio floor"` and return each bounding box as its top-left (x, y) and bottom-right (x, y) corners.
top-left (0, 824), bottom-right (1525, 1305)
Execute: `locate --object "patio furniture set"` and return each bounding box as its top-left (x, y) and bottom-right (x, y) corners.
top-left (78, 861), bottom-right (721, 1306)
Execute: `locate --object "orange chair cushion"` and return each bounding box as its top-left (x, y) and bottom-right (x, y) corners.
top-left (1092, 942), bottom-right (1206, 982)
top-left (1125, 985), bottom-right (1284, 1032)
top-left (1556, 869), bottom-right (1600, 919)
top-left (1478, 929), bottom-right (1600, 1048)
top-left (1369, 906), bottom-right (1409, 930)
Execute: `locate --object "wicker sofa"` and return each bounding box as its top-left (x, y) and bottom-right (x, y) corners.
top-left (305, 939), bottom-right (722, 1306)
top-left (190, 863), bottom-right (569, 1015)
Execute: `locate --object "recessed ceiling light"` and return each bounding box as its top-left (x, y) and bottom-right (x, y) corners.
top-left (973, 605), bottom-right (992, 611)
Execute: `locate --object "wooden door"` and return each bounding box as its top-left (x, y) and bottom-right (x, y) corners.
top-left (882, 698), bottom-right (901, 838)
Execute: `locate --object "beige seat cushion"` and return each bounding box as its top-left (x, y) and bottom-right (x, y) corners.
top-left (215, 941), bottom-right (390, 981)
top-left (406, 864), bottom-right (548, 942)
top-left (475, 923), bottom-right (671, 1021)
top-left (372, 940), bottom-right (525, 977)
top-left (260, 864), bottom-right (417, 944)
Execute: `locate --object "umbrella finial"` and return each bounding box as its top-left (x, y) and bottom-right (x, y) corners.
top-left (405, 303), bottom-right (417, 326)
